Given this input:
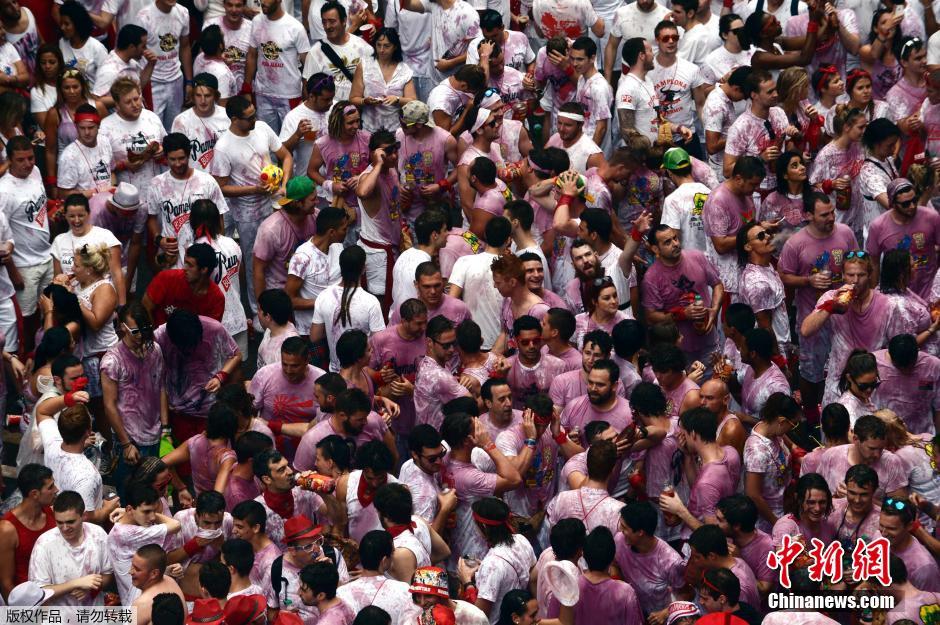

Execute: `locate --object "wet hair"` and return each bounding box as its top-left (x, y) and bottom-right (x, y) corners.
top-left (53, 490), bottom-right (86, 515)
top-left (744, 327), bottom-right (774, 362)
top-left (258, 289), bottom-right (293, 325)
top-left (512, 314), bottom-right (541, 338)
top-left (51, 353), bottom-right (82, 380)
top-left (821, 403), bottom-right (851, 442)
top-left (862, 118), bottom-right (901, 150)
top-left (17, 464), bottom-right (53, 499)
top-left (583, 526), bottom-right (616, 571)
top-left (414, 209), bottom-right (447, 246)
top-left (338, 246), bottom-right (367, 326)
top-left (252, 448), bottom-right (285, 481)
top-left (485, 216), bottom-right (512, 247)
top-left (206, 402), bottom-right (238, 447)
top-left (550, 518), bottom-right (586, 560)
top-left (336, 329), bottom-right (369, 368)
top-left (838, 349), bottom-right (878, 394)
top-left (621, 37), bottom-right (646, 65)
top-left (680, 407), bottom-right (718, 442)
top-left (316, 434), bottom-right (355, 472)
top-left (427, 314), bottom-right (455, 342)
top-left (760, 392), bottom-right (801, 427)
top-left (612, 319), bottom-right (644, 359)
top-left (888, 333), bottom-right (918, 369)
top-left (300, 561), bottom-right (340, 599)
top-left (199, 561), bottom-right (231, 599)
top-left (649, 344), bottom-right (685, 374)
top-left (845, 463), bottom-right (879, 491)
top-left (373, 482), bottom-right (413, 525)
top-left (688, 524), bottom-right (728, 557)
top-left (441, 412), bottom-right (474, 448)
top-left (231, 500), bottom-right (267, 532)
top-left (504, 200), bottom-right (534, 231)
top-left (359, 530), bottom-right (394, 570)
top-left (116, 24), bottom-right (147, 49)
top-left (582, 330), bottom-right (613, 356)
top-left (124, 483), bottom-right (160, 509)
top-left (221, 538), bottom-right (255, 577)
top-left (455, 319), bottom-right (484, 353)
top-left (33, 326), bottom-right (74, 370)
top-left (472, 497), bottom-right (514, 547)
top-left (407, 424), bottom-right (442, 454)
top-left (701, 568), bottom-right (740, 605)
top-left (442, 396), bottom-right (480, 417)
top-left (879, 248), bottom-right (912, 294)
top-left (717, 494), bottom-right (758, 533)
top-left (235, 431), bottom-right (273, 464)
top-left (545, 308), bottom-right (576, 342)
top-left (795, 473), bottom-right (833, 520)
top-left (620, 500), bottom-right (658, 536)
top-left (571, 36), bottom-right (597, 58)
top-left (57, 405), bottom-right (92, 445)
top-left (356, 440), bottom-right (394, 474)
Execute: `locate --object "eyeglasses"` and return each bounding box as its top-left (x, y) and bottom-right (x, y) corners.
top-left (884, 498), bottom-right (908, 510)
top-left (763, 119), bottom-right (776, 141)
top-left (290, 537), bottom-right (324, 552)
top-left (659, 34), bottom-right (679, 42)
top-left (855, 379), bottom-right (881, 391)
top-left (592, 276), bottom-right (614, 288)
top-left (432, 338), bottom-right (457, 349)
top-left (518, 337), bottom-right (543, 347)
top-left (421, 450), bottom-right (447, 462)
top-left (845, 250), bottom-right (869, 259)
top-left (122, 322), bottom-right (152, 336)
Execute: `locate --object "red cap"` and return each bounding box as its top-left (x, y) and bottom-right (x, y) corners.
top-left (186, 599), bottom-right (225, 625)
top-left (222, 594), bottom-right (267, 625)
top-left (695, 613), bottom-right (751, 625)
top-left (283, 515), bottom-right (324, 544)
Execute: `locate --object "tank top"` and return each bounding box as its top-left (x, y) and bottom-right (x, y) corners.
top-left (316, 131), bottom-right (370, 211)
top-left (76, 278), bottom-right (118, 354)
top-left (358, 166), bottom-right (402, 246)
top-left (3, 507), bottom-right (56, 585)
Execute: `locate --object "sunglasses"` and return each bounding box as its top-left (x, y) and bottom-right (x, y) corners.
top-left (752, 230), bottom-right (772, 241)
top-left (383, 141), bottom-right (401, 152)
top-left (433, 338), bottom-right (457, 349)
top-left (855, 379), bottom-right (881, 391)
top-left (422, 450), bottom-right (447, 462)
top-left (311, 74), bottom-right (335, 91)
top-left (592, 276), bottom-right (614, 288)
top-left (122, 322), bottom-right (152, 336)
top-left (518, 337), bottom-right (543, 347)
top-left (845, 250), bottom-right (869, 259)
top-left (895, 198), bottom-right (915, 208)
top-left (659, 34), bottom-right (679, 42)
top-left (884, 498), bottom-right (907, 510)
top-left (290, 537), bottom-right (324, 552)
top-left (482, 87), bottom-right (500, 98)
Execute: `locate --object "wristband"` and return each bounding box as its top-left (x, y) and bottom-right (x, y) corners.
top-left (462, 584), bottom-right (478, 603)
top-left (114, 161), bottom-right (128, 172)
top-left (44, 175), bottom-right (57, 186)
top-left (558, 194), bottom-right (576, 206)
top-left (723, 0), bottom-right (733, 8)
top-left (371, 369), bottom-right (386, 387)
top-left (554, 430), bottom-right (568, 445)
top-left (524, 438), bottom-right (537, 448)
top-left (821, 178), bottom-right (833, 194)
top-left (269, 420), bottom-right (284, 435)
top-left (807, 20), bottom-right (819, 33)
top-left (484, 442), bottom-right (497, 452)
top-left (630, 227), bottom-right (643, 242)
top-left (816, 299), bottom-right (835, 314)
top-left (184, 79), bottom-right (193, 86)
top-left (668, 306), bottom-right (687, 321)
top-left (183, 537), bottom-right (203, 557)
top-left (437, 178), bottom-right (452, 191)
top-left (63, 391), bottom-right (78, 407)
top-left (215, 370), bottom-right (230, 384)
top-left (239, 81), bottom-right (253, 96)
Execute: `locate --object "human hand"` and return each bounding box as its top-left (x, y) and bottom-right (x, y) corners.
top-left (178, 488), bottom-right (194, 508)
top-left (687, 360), bottom-right (706, 384)
top-left (556, 170), bottom-right (581, 196)
top-left (204, 377), bottom-right (222, 393)
top-left (808, 271), bottom-right (832, 290)
top-left (547, 50), bottom-right (568, 68)
top-left (165, 564), bottom-right (184, 579)
top-left (478, 40), bottom-right (495, 60)
top-left (760, 144), bottom-right (781, 162)
top-left (457, 557), bottom-right (481, 584)
top-left (471, 417), bottom-right (492, 449)
top-left (632, 210), bottom-right (653, 236)
top-left (521, 408), bottom-right (537, 439)
top-left (389, 378), bottom-right (414, 396)
top-left (438, 488), bottom-right (458, 513)
top-left (419, 183), bottom-right (441, 197)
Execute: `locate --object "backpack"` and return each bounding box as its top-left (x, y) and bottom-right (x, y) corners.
top-left (271, 545), bottom-right (340, 604)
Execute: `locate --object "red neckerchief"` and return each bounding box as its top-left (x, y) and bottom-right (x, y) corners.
top-left (263, 489), bottom-right (295, 520)
top-left (357, 474), bottom-right (385, 508)
top-left (387, 522), bottom-right (417, 538)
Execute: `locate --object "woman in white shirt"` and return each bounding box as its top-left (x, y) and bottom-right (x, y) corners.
top-left (58, 1), bottom-right (109, 85)
top-left (51, 194), bottom-right (125, 302)
top-left (31, 44), bottom-right (63, 128)
top-left (43, 69), bottom-right (108, 184)
top-left (349, 27), bottom-right (416, 132)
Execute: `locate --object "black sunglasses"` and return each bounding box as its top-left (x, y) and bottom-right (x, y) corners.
top-left (896, 198), bottom-right (916, 208)
top-left (432, 338), bottom-right (457, 349)
top-left (752, 230), bottom-right (772, 241)
top-left (855, 379), bottom-right (881, 391)
top-left (592, 276), bottom-right (614, 287)
top-left (422, 450), bottom-right (447, 462)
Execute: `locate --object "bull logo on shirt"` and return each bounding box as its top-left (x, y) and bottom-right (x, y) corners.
top-left (126, 132), bottom-right (150, 155)
top-left (261, 41), bottom-right (282, 61)
top-left (92, 160), bottom-right (110, 181)
top-left (223, 45), bottom-right (246, 64)
top-left (159, 33), bottom-right (179, 52)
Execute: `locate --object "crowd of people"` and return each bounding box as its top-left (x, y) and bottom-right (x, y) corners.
top-left (1, 0), bottom-right (940, 623)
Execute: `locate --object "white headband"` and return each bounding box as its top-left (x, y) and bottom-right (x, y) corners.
top-left (558, 112), bottom-right (585, 122)
top-left (470, 108), bottom-right (494, 134)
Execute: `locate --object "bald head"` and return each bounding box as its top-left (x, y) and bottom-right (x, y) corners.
top-left (700, 379), bottom-right (730, 416)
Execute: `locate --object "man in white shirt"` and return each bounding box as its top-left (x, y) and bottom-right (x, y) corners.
top-left (448, 216), bottom-right (512, 350)
top-left (672, 0), bottom-right (722, 66)
top-left (571, 37), bottom-right (611, 147)
top-left (222, 538), bottom-right (266, 597)
top-left (58, 104), bottom-right (115, 197)
top-left (279, 72), bottom-right (336, 176)
top-left (701, 14), bottom-right (754, 85)
top-left (137, 0), bottom-right (192, 129)
top-left (616, 38), bottom-right (659, 144)
top-left (532, 0), bottom-right (603, 41)
top-left (660, 147), bottom-right (712, 253)
top-left (213, 95), bottom-right (293, 311)
top-left (302, 1), bottom-right (371, 101)
top-left (544, 102), bottom-right (604, 172)
top-left (604, 0), bottom-right (670, 83)
top-left (702, 65), bottom-right (751, 182)
top-left (392, 209), bottom-right (448, 309)
top-left (0, 136), bottom-right (53, 353)
top-left (650, 20), bottom-right (708, 159)
top-left (28, 490), bottom-right (115, 606)
top-left (92, 24), bottom-right (156, 105)
top-left (245, 0), bottom-right (311, 133)
top-left (171, 73), bottom-right (231, 173)
top-left (203, 0), bottom-right (253, 92)
top-left (99, 77), bottom-right (167, 192)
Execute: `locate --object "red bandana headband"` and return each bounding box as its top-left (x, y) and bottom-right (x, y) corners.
top-left (74, 112), bottom-right (101, 124)
top-left (472, 511), bottom-right (514, 532)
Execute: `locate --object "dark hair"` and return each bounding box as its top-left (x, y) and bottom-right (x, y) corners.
top-left (316, 434), bottom-right (355, 472)
top-left (217, 384), bottom-right (256, 420)
top-left (125, 483), bottom-right (160, 508)
top-left (717, 494), bottom-right (758, 533)
top-left (528, 147), bottom-right (570, 177)
top-left (116, 24), bottom-right (147, 49)
top-left (484, 216), bottom-right (512, 247)
top-left (316, 372), bottom-right (348, 398)
top-left (582, 330), bottom-right (613, 357)
top-left (258, 289), bottom-right (292, 325)
top-left (655, 19), bottom-right (679, 38)
top-left (795, 473), bottom-right (833, 520)
top-left (838, 349), bottom-right (878, 394)
top-left (899, 35), bottom-right (924, 61)
top-left (620, 500), bottom-right (658, 536)
top-left (58, 405), bottom-right (91, 445)
top-left (472, 497), bottom-right (514, 547)
top-left (732, 155), bottom-right (766, 180)
top-left (481, 377), bottom-right (510, 402)
top-left (845, 463), bottom-right (879, 491)
top-left (880, 248), bottom-right (912, 294)
top-left (300, 561), bottom-right (340, 599)
top-left (441, 412), bottom-right (474, 448)
top-left (166, 309), bottom-right (203, 351)
top-left (320, 0), bottom-right (347, 20)
top-left (580, 208), bottom-right (612, 242)
top-left (629, 382), bottom-right (668, 418)
top-left (682, 407), bottom-right (718, 442)
top-left (306, 72), bottom-right (336, 96)
top-left (862, 118), bottom-right (901, 150)
top-left (890, 555), bottom-right (909, 585)
top-left (252, 448), bottom-right (284, 481)
top-left (225, 95), bottom-right (252, 120)
top-left (621, 37), bottom-right (646, 65)
top-left (759, 392), bottom-right (801, 427)
top-left (231, 500), bottom-right (267, 532)
top-left (5, 134), bottom-right (31, 159)
top-left (152, 593), bottom-right (185, 625)
top-left (744, 327), bottom-right (774, 362)
top-left (353, 607), bottom-right (391, 625)
top-left (373, 482), bottom-right (412, 524)
top-left (504, 200), bottom-right (534, 231)
top-left (189, 199), bottom-right (223, 240)
top-left (17, 464), bottom-right (54, 499)
top-left (399, 298), bottom-right (428, 323)
top-left (591, 359), bottom-right (620, 385)
top-left (821, 403), bottom-right (851, 441)
top-left (206, 402), bottom-right (238, 447)
top-left (407, 424), bottom-right (442, 454)
top-left (719, 12), bottom-right (742, 36)
top-left (61, 1), bottom-right (95, 39)
top-left (316, 206), bottom-right (348, 234)
top-left (583, 526), bottom-right (616, 571)
top-left (512, 314), bottom-right (541, 338)
top-left (427, 314), bottom-right (455, 342)
top-left (728, 65), bottom-right (753, 90)
top-left (356, 440), bottom-right (394, 473)
top-left (701, 568), bottom-right (740, 605)
top-left (545, 308), bottom-right (576, 342)
top-left (470, 156), bottom-right (497, 185)
top-left (853, 413), bottom-right (887, 442)
top-left (571, 36), bottom-right (597, 57)
top-left (456, 319), bottom-right (483, 353)
top-left (336, 329), bottom-right (369, 368)
top-left (359, 530), bottom-right (394, 570)
top-left (33, 326), bottom-right (72, 370)
top-left (550, 518), bottom-right (586, 560)
top-left (221, 538), bottom-right (255, 577)
top-left (882, 496), bottom-right (916, 524)
top-left (51, 353), bottom-right (82, 380)
top-left (726, 302), bottom-right (757, 336)
top-left (414, 209), bottom-right (447, 246)
top-left (888, 333), bottom-right (918, 369)
top-left (744, 68), bottom-right (773, 99)
top-left (479, 8), bottom-right (503, 30)
top-left (442, 396), bottom-right (480, 417)
top-left (688, 524), bottom-right (728, 557)
top-left (199, 561), bottom-right (231, 599)
top-left (649, 343), bottom-right (685, 374)
top-left (586, 439), bottom-right (617, 481)
top-left (53, 490), bottom-right (86, 515)
top-left (454, 64), bottom-right (486, 91)
top-left (338, 246), bottom-right (367, 326)
top-left (185, 242), bottom-right (217, 272)
top-left (372, 27), bottom-right (403, 62)
top-left (235, 431), bottom-right (273, 464)
top-left (415, 261), bottom-right (441, 281)
top-left (199, 24), bottom-right (225, 57)
top-left (497, 590), bottom-right (533, 625)
top-left (775, 151), bottom-right (808, 195)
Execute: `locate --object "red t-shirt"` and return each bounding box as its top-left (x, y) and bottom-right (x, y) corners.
top-left (145, 269), bottom-right (225, 326)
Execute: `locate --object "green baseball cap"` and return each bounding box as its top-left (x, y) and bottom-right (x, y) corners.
top-left (662, 147), bottom-right (691, 171)
top-left (277, 175), bottom-right (316, 205)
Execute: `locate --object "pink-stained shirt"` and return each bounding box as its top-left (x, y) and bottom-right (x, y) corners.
top-left (642, 250), bottom-right (722, 354)
top-left (573, 311), bottom-right (630, 349)
top-left (358, 164), bottom-right (403, 246)
top-left (560, 395), bottom-right (633, 433)
top-left (778, 224), bottom-right (859, 322)
top-left (186, 434), bottom-right (237, 495)
top-left (497, 424), bottom-right (558, 516)
top-left (257, 323), bottom-right (300, 370)
top-left (887, 590), bottom-right (940, 625)
top-left (771, 513), bottom-right (837, 550)
top-left (336, 576), bottom-right (414, 625)
top-left (743, 430), bottom-right (790, 531)
top-left (479, 411), bottom-right (522, 442)
top-left (814, 289), bottom-right (897, 404)
top-left (883, 290), bottom-right (933, 345)
top-left (702, 182), bottom-right (754, 294)
top-left (663, 378), bottom-right (700, 419)
top-left (685, 448), bottom-right (737, 538)
top-left (397, 125), bottom-right (452, 218)
top-left (817, 444), bottom-right (908, 500)
top-left (737, 529), bottom-right (776, 584)
top-left (476, 534), bottom-right (537, 624)
top-left (866, 207), bottom-right (940, 299)
top-left (505, 353), bottom-right (567, 411)
top-left (500, 298), bottom-right (550, 347)
top-left (99, 340), bottom-right (165, 447)
top-left (294, 411), bottom-right (389, 471)
top-left (573, 575), bottom-right (644, 625)
top-left (154, 316), bottom-right (238, 418)
top-left (368, 325), bottom-right (426, 433)
top-left (886, 77), bottom-right (927, 125)
top-left (249, 362), bottom-right (324, 424)
top-left (163, 507), bottom-right (233, 568)
top-left (255, 487), bottom-right (325, 551)
top-left (544, 345), bottom-right (582, 373)
top-left (576, 72), bottom-right (613, 141)
top-left (546, 486), bottom-right (624, 535)
top-left (724, 107), bottom-right (790, 190)
top-left (107, 522), bottom-right (170, 605)
top-left (828, 497), bottom-right (882, 549)
top-left (398, 459), bottom-right (442, 523)
top-left (253, 211), bottom-right (317, 290)
top-left (441, 457), bottom-right (498, 560)
top-left (741, 363), bottom-right (790, 419)
top-left (763, 612), bottom-right (840, 625)
top-left (784, 10), bottom-right (859, 78)
top-left (894, 535), bottom-right (940, 592)
top-left (460, 353), bottom-right (505, 387)
top-left (728, 557), bottom-right (761, 608)
top-left (811, 141), bottom-right (866, 234)
top-left (389, 294), bottom-right (472, 327)
top-left (316, 131), bottom-right (371, 210)
top-left (414, 355), bottom-right (470, 430)
top-left (225, 473), bottom-right (261, 512)
top-left (345, 470), bottom-right (400, 545)
top-left (837, 389), bottom-right (877, 428)
top-left (613, 534), bottom-right (685, 614)
top-left (550, 369), bottom-right (627, 410)
top-left (738, 264), bottom-right (791, 347)
top-left (317, 599), bottom-right (356, 625)
top-left (895, 439), bottom-right (940, 526)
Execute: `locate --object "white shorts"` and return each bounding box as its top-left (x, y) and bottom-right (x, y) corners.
top-left (357, 239), bottom-right (393, 297)
top-left (17, 259), bottom-right (54, 316)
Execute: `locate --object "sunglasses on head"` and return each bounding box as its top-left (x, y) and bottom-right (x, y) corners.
top-left (592, 276), bottom-right (614, 288)
top-left (884, 497), bottom-right (907, 510)
top-left (845, 250), bottom-right (869, 259)
top-left (482, 87), bottom-right (500, 98)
